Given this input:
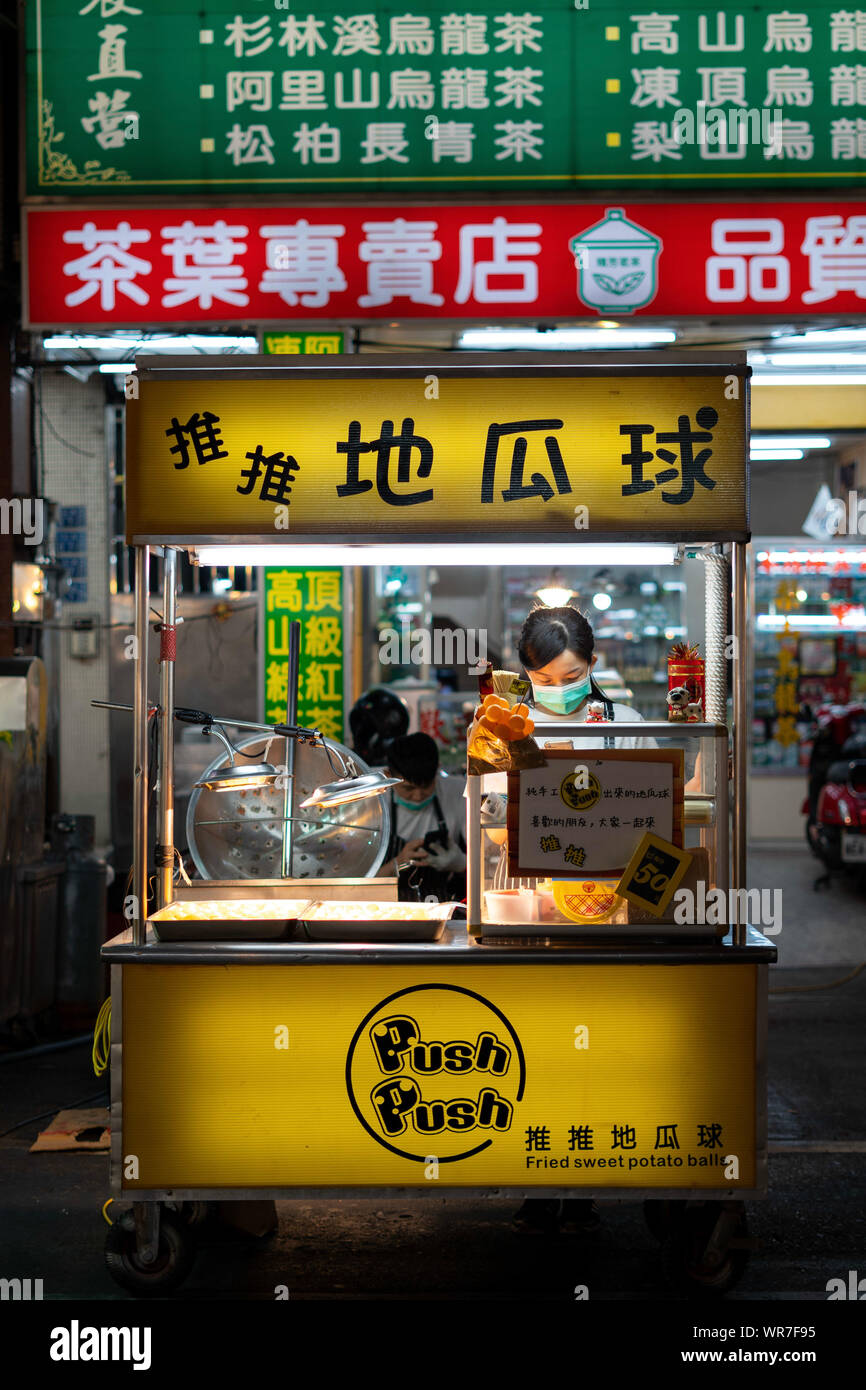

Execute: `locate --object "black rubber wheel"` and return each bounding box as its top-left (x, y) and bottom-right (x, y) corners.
top-left (105, 1210), bottom-right (195, 1296)
top-left (662, 1202), bottom-right (750, 1297)
top-left (643, 1199), bottom-right (673, 1242)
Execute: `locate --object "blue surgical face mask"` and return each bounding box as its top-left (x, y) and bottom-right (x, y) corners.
top-left (531, 673), bottom-right (593, 714)
top-left (394, 792), bottom-right (435, 811)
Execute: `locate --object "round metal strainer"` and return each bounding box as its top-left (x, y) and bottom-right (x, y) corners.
top-left (186, 734), bottom-right (391, 880)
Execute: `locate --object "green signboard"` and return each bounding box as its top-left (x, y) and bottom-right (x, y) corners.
top-left (26, 0), bottom-right (865, 194)
top-left (262, 330), bottom-right (345, 354)
top-left (262, 566), bottom-right (345, 741)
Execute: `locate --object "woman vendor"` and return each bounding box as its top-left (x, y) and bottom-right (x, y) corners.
top-left (476, 604), bottom-right (697, 1235)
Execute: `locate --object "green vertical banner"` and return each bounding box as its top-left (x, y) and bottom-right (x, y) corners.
top-left (263, 567), bottom-right (345, 741)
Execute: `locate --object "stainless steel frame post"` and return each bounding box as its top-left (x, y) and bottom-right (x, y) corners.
top-left (467, 776), bottom-right (482, 928)
top-left (732, 540), bottom-right (749, 944)
top-left (157, 548), bottom-right (178, 908)
top-left (280, 619), bottom-right (301, 878)
top-left (132, 546), bottom-right (150, 945)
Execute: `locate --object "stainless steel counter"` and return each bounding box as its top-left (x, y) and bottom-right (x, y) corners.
top-left (102, 923), bottom-right (777, 965)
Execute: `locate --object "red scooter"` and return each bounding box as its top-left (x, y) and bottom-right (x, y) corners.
top-left (802, 703), bottom-right (866, 887)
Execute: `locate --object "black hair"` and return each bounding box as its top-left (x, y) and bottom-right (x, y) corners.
top-left (518, 605), bottom-right (594, 670)
top-left (517, 605), bottom-right (610, 708)
top-left (386, 732), bottom-right (439, 787)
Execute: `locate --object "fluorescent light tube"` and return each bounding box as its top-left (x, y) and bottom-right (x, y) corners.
top-left (751, 372), bottom-right (866, 386)
top-left (770, 328), bottom-right (866, 347)
top-left (757, 612), bottom-right (866, 630)
top-left (750, 436), bottom-right (831, 449)
top-left (45, 333), bottom-right (259, 351)
top-left (751, 352), bottom-right (866, 367)
top-left (195, 543), bottom-right (679, 568)
top-left (750, 448), bottom-right (805, 461)
top-left (457, 327), bottom-right (676, 349)
top-left (757, 549), bottom-right (866, 566)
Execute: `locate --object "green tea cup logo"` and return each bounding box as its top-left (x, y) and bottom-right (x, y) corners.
top-left (569, 208), bottom-right (662, 314)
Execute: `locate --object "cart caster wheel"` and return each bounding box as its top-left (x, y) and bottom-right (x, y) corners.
top-left (662, 1202), bottom-right (750, 1298)
top-left (643, 1200), bottom-right (673, 1242)
top-left (105, 1210), bottom-right (195, 1297)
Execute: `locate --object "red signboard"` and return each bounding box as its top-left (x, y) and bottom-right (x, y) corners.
top-left (24, 201), bottom-right (866, 327)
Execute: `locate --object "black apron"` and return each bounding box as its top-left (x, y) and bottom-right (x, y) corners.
top-left (386, 790), bottom-right (465, 903)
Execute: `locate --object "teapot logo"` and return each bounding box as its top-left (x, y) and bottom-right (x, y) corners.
top-left (569, 207), bottom-right (662, 314)
top-left (346, 984), bottom-right (525, 1163)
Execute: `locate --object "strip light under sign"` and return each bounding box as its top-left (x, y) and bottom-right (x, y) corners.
top-left (195, 543), bottom-right (681, 568)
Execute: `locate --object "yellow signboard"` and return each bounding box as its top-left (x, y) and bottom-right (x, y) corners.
top-left (125, 365), bottom-right (748, 542)
top-left (119, 963), bottom-right (758, 1190)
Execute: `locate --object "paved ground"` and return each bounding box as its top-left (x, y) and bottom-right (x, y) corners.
top-left (0, 845), bottom-right (863, 1301)
top-left (749, 845), bottom-right (866, 967)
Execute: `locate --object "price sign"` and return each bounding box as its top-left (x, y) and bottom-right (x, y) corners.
top-left (617, 834), bottom-right (694, 919)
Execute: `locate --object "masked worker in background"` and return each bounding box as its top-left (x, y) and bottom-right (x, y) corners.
top-left (377, 732), bottom-right (467, 903)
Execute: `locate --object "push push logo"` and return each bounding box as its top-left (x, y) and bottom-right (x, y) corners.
top-left (345, 984), bottom-right (526, 1164)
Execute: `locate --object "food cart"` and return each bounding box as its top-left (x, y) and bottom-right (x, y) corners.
top-left (101, 351), bottom-right (776, 1296)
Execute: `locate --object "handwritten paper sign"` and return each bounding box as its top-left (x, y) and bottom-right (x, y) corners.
top-left (507, 749), bottom-right (684, 879)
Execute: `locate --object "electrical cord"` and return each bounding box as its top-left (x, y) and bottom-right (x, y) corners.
top-left (0, 1092), bottom-right (107, 1139)
top-left (174, 847), bottom-right (191, 886)
top-left (769, 961), bottom-right (864, 993)
top-left (35, 382), bottom-right (98, 458)
top-left (92, 999), bottom-right (111, 1077)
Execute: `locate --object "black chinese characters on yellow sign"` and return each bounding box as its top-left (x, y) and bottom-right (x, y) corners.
top-left (125, 356), bottom-right (749, 543)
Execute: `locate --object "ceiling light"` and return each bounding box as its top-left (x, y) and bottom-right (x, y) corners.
top-left (592, 592), bottom-right (613, 610)
top-left (44, 333), bottom-right (259, 352)
top-left (195, 543), bottom-right (680, 568)
top-left (751, 352), bottom-right (866, 367)
top-left (751, 436), bottom-right (831, 449)
top-left (98, 363), bottom-right (137, 374)
top-left (751, 372), bottom-right (866, 386)
top-left (534, 567), bottom-right (577, 606)
top-left (456, 327), bottom-right (676, 349)
top-left (770, 328), bottom-right (866, 347)
top-left (758, 612), bottom-right (866, 630)
top-left (750, 448), bottom-right (805, 461)
top-left (757, 548), bottom-right (866, 567)
top-left (535, 587), bottom-right (576, 606)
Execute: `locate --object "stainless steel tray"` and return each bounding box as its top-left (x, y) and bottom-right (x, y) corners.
top-left (149, 898), bottom-right (313, 942)
top-left (299, 919), bottom-right (447, 943)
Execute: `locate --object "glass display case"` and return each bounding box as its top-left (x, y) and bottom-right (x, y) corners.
top-left (467, 722), bottom-right (728, 939)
